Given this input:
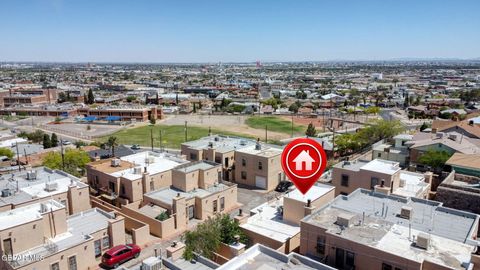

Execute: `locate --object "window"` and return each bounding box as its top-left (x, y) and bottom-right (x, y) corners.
top-left (120, 184), bottom-right (125, 195)
top-left (109, 182), bottom-right (115, 192)
top-left (213, 200), bottom-right (218, 213)
top-left (102, 236), bottom-right (110, 249)
top-left (150, 181), bottom-right (154, 191)
top-left (401, 140), bottom-right (406, 146)
top-left (382, 263), bottom-right (392, 270)
top-left (346, 251), bottom-right (355, 268)
top-left (220, 197), bottom-right (225, 211)
top-left (241, 171), bottom-right (247, 180)
top-left (341, 174), bottom-right (349, 187)
top-left (50, 262), bottom-right (60, 270)
top-left (190, 153), bottom-right (197, 160)
top-left (377, 152), bottom-right (382, 158)
top-left (258, 162), bottom-right (263, 170)
top-left (68, 256), bottom-right (77, 270)
top-left (242, 158), bottom-right (246, 166)
top-left (94, 239), bottom-right (101, 257)
top-left (316, 236), bottom-right (325, 255)
top-left (370, 177), bottom-right (379, 189)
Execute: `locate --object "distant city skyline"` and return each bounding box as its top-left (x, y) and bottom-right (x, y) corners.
top-left (1, 0), bottom-right (479, 63)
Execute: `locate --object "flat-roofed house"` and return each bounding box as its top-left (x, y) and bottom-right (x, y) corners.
top-left (300, 189), bottom-right (480, 270)
top-left (238, 184), bottom-right (335, 253)
top-left (86, 151), bottom-right (188, 205)
top-left (331, 158), bottom-right (431, 199)
top-left (0, 167), bottom-right (90, 215)
top-left (0, 200), bottom-right (125, 270)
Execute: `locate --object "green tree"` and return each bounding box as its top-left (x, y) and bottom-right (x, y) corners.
top-left (305, 123), bottom-right (317, 137)
top-left (126, 96), bottom-right (136, 103)
top-left (418, 150), bottom-right (452, 172)
top-left (404, 92), bottom-right (409, 107)
top-left (51, 133), bottom-right (59, 147)
top-left (150, 117), bottom-right (156, 125)
top-left (182, 214), bottom-right (247, 261)
top-left (365, 106), bottom-right (380, 115)
top-left (420, 122), bottom-right (430, 131)
top-left (288, 103), bottom-right (299, 113)
top-left (106, 136), bottom-right (119, 157)
top-left (42, 149), bottom-right (90, 177)
top-left (155, 212), bottom-right (170, 221)
top-left (43, 134), bottom-right (51, 149)
top-left (0, 148), bottom-right (14, 159)
top-left (87, 89), bottom-right (95, 104)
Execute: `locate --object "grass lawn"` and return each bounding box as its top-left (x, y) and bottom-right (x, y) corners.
top-left (245, 116), bottom-right (305, 134)
top-left (101, 124), bottom-right (255, 149)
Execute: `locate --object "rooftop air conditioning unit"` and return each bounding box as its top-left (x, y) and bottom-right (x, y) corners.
top-left (45, 182), bottom-right (58, 192)
top-left (214, 136), bottom-right (220, 142)
top-left (111, 159), bottom-right (121, 167)
top-left (436, 132), bottom-right (444, 139)
top-left (240, 140), bottom-right (247, 146)
top-left (1, 189), bottom-right (11, 198)
top-left (141, 257), bottom-right (162, 270)
top-left (208, 142), bottom-right (214, 148)
top-left (400, 206), bottom-right (413, 220)
top-left (416, 233), bottom-right (430, 249)
top-left (26, 171), bottom-right (37, 180)
top-left (336, 213), bottom-right (355, 228)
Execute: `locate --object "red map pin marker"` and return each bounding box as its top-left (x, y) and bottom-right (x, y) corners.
top-left (281, 138), bottom-right (327, 194)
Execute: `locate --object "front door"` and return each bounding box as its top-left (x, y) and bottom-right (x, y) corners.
top-left (3, 238), bottom-right (12, 256)
top-left (188, 205), bottom-right (194, 220)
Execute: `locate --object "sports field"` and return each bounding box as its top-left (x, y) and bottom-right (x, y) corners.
top-left (245, 116), bottom-right (305, 135)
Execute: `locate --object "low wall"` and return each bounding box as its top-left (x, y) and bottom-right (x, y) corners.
top-left (122, 201), bottom-right (177, 238)
top-left (90, 196), bottom-right (150, 246)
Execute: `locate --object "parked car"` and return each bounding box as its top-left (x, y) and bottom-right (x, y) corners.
top-left (275, 181), bottom-right (293, 192)
top-left (130, 144), bottom-right (141, 150)
top-left (102, 244), bottom-right (141, 268)
top-left (62, 140), bottom-right (71, 145)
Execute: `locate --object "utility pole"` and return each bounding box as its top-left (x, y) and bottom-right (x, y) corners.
top-left (184, 121), bottom-right (188, 142)
top-left (150, 128), bottom-right (154, 151)
top-left (23, 148), bottom-right (29, 165)
top-left (159, 129), bottom-right (163, 152)
top-left (15, 143), bottom-right (21, 171)
top-left (332, 127), bottom-right (336, 157)
top-left (265, 125), bottom-right (268, 143)
top-left (60, 139), bottom-right (65, 171)
top-left (291, 114), bottom-right (294, 138)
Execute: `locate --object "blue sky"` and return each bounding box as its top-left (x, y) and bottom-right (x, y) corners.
top-left (1, 0), bottom-right (479, 62)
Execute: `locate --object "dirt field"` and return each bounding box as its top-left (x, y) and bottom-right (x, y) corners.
top-left (160, 114), bottom-right (291, 140)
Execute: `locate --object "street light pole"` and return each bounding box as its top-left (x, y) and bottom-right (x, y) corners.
top-left (184, 121), bottom-right (188, 142)
top-left (150, 128), bottom-right (154, 151)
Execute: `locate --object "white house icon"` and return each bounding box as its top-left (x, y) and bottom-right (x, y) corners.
top-left (292, 150), bottom-right (315, 171)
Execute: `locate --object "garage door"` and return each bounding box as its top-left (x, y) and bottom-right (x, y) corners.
top-left (255, 176), bottom-right (267, 189)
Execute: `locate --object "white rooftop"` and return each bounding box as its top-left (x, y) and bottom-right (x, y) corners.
top-left (0, 200), bottom-right (63, 230)
top-left (393, 172), bottom-right (429, 198)
top-left (111, 151), bottom-right (188, 180)
top-left (285, 184), bottom-right (334, 203)
top-left (241, 198), bottom-right (299, 243)
top-left (360, 159), bottom-right (401, 175)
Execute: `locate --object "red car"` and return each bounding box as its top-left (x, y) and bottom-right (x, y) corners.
top-left (102, 244), bottom-right (141, 268)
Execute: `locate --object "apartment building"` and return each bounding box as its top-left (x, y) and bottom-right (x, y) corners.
top-left (143, 160), bottom-right (238, 225)
top-left (0, 200), bottom-right (125, 270)
top-left (0, 104), bottom-right (78, 117)
top-left (234, 141), bottom-right (284, 191)
top-left (86, 151), bottom-right (188, 205)
top-left (217, 244), bottom-right (335, 270)
top-left (332, 159), bottom-right (432, 199)
top-left (181, 135), bottom-right (256, 181)
top-left (237, 184), bottom-right (334, 253)
top-left (300, 189), bottom-right (480, 270)
top-left (0, 167), bottom-right (90, 215)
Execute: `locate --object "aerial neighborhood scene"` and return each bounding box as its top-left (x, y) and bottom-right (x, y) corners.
top-left (0, 1), bottom-right (480, 269)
